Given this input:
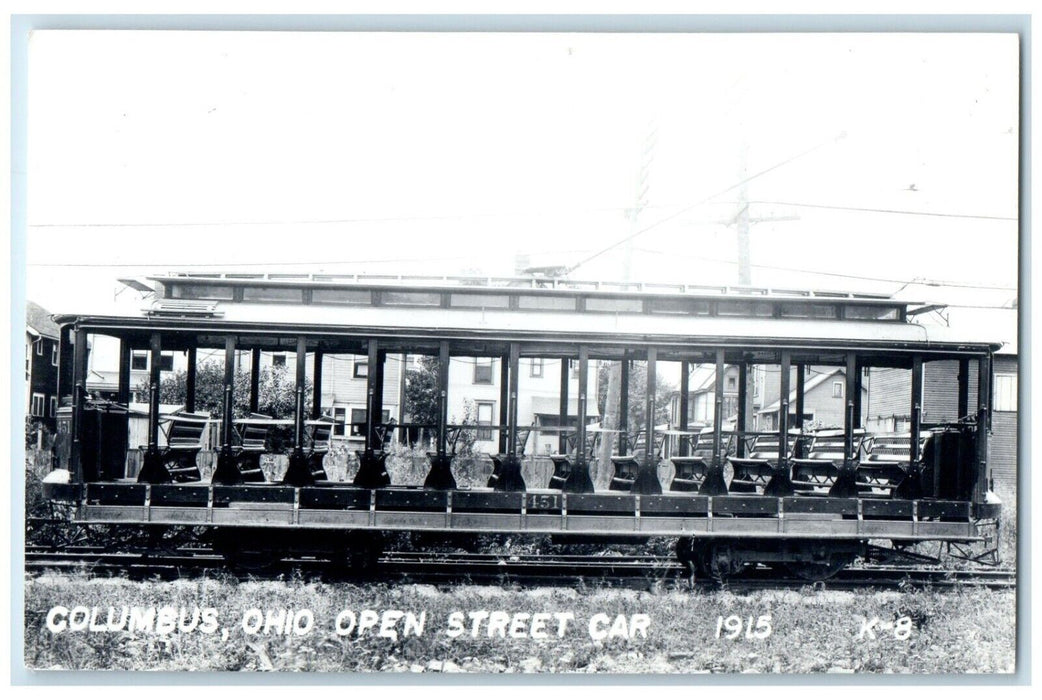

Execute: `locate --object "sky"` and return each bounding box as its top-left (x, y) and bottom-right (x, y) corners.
top-left (24, 31), bottom-right (1020, 319)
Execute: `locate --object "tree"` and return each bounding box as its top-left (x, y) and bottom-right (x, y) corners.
top-left (403, 356), bottom-right (481, 455)
top-left (148, 360), bottom-right (312, 419)
top-left (596, 360), bottom-right (675, 434)
top-left (403, 355), bottom-right (441, 427)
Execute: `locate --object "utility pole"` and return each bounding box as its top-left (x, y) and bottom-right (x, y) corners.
top-left (596, 123), bottom-right (656, 489)
top-left (730, 141), bottom-right (798, 422)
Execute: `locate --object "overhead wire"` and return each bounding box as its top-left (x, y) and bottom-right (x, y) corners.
top-left (630, 247), bottom-right (1017, 292)
top-left (740, 199), bottom-right (1017, 222)
top-left (564, 132), bottom-right (849, 275)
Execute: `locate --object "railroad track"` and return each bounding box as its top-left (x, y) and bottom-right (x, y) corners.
top-left (24, 547), bottom-right (1016, 590)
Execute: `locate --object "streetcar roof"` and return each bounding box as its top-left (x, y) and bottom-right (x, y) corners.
top-left (54, 302), bottom-right (1000, 355)
top-left (49, 272), bottom-right (1004, 355)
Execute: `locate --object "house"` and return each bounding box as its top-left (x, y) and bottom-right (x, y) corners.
top-left (315, 351), bottom-right (403, 446)
top-left (439, 356), bottom-right (600, 456)
top-left (756, 366), bottom-right (868, 431)
top-left (25, 301), bottom-right (61, 429)
top-left (668, 363), bottom-right (868, 434)
top-left (688, 364), bottom-right (741, 426)
top-left (87, 336), bottom-right (181, 403)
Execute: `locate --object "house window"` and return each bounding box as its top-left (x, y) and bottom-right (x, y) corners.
top-left (350, 408), bottom-right (367, 436)
top-left (159, 353), bottom-right (174, 372)
top-left (31, 393), bottom-right (45, 417)
top-left (350, 408), bottom-right (391, 436)
top-left (333, 407), bottom-right (347, 437)
top-left (50, 397), bottom-right (58, 417)
top-left (727, 376), bottom-right (737, 391)
top-left (476, 401), bottom-right (495, 441)
top-left (833, 381), bottom-right (844, 398)
top-left (994, 374), bottom-right (1017, 412)
top-left (530, 358), bottom-right (544, 378)
top-left (36, 340), bottom-right (43, 356)
top-left (51, 343), bottom-right (58, 367)
top-left (474, 358), bottom-right (493, 385)
top-left (272, 354), bottom-right (287, 368)
top-left (131, 351), bottom-right (148, 371)
top-left (353, 360), bottom-right (368, 378)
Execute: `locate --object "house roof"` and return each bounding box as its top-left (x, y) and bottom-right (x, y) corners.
top-left (26, 300), bottom-right (60, 340)
top-left (756, 368), bottom-right (863, 415)
top-left (665, 365), bottom-right (729, 397)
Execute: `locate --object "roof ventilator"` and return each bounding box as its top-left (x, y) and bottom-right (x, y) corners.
top-left (144, 299), bottom-right (224, 318)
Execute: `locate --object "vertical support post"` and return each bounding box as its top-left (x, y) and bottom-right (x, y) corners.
top-left (398, 354), bottom-right (409, 435)
top-left (957, 358), bottom-right (970, 421)
top-left (354, 340), bottom-right (393, 489)
top-left (365, 339), bottom-right (380, 454)
top-left (69, 328), bottom-right (88, 483)
top-left (563, 346), bottom-right (594, 493)
top-left (185, 344), bottom-right (197, 413)
top-left (619, 356), bottom-right (630, 454)
top-left (679, 360), bottom-right (690, 456)
top-left (490, 343), bottom-right (526, 492)
top-left (312, 350), bottom-right (324, 418)
top-left (577, 348), bottom-right (589, 458)
top-left (632, 347), bottom-right (662, 494)
top-left (508, 344), bottom-right (520, 456)
top-left (845, 352), bottom-right (858, 457)
top-left (210, 335), bottom-right (242, 485)
top-left (137, 332), bottom-right (171, 484)
top-left (736, 362), bottom-right (748, 457)
top-left (765, 351), bottom-right (795, 496)
top-left (374, 349), bottom-right (386, 435)
top-left (558, 358), bottom-right (570, 453)
top-left (829, 352), bottom-right (861, 498)
top-left (643, 347), bottom-right (657, 465)
top-left (249, 347), bottom-right (261, 414)
top-left (147, 333), bottom-right (162, 451)
top-left (896, 355), bottom-right (925, 500)
top-left (699, 349), bottom-right (729, 495)
top-left (795, 363), bottom-right (806, 434)
top-left (498, 353), bottom-right (510, 453)
top-left (853, 359), bottom-right (864, 427)
top-left (282, 336), bottom-right (315, 486)
top-left (57, 325), bottom-right (75, 405)
top-left (293, 337), bottom-right (307, 456)
top-left (117, 339), bottom-right (131, 405)
top-left (221, 337), bottom-right (236, 452)
top-left (422, 341), bottom-right (456, 490)
top-left (975, 353), bottom-right (992, 502)
top-left (910, 356), bottom-right (923, 467)
top-left (437, 341), bottom-right (450, 456)
top-left (712, 349), bottom-right (725, 462)
top-left (778, 352), bottom-right (791, 460)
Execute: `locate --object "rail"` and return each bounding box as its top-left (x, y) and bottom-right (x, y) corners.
top-left (24, 548), bottom-right (1015, 590)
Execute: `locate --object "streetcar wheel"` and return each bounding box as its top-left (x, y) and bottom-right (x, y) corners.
top-left (338, 532), bottom-right (384, 574)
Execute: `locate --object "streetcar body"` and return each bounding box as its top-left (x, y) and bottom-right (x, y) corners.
top-left (41, 273), bottom-right (1003, 573)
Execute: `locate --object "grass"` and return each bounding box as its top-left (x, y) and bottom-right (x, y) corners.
top-left (25, 573), bottom-right (1016, 673)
